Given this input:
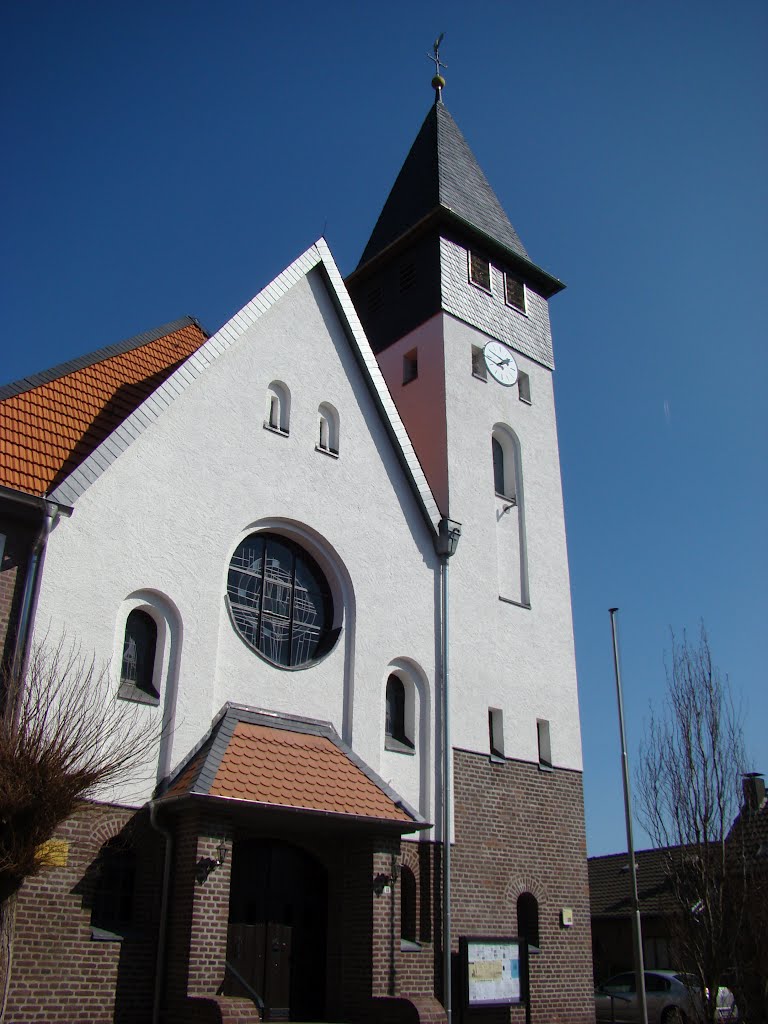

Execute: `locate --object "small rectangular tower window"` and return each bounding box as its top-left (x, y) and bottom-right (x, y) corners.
top-left (537, 719), bottom-right (553, 770)
top-left (368, 285), bottom-right (384, 316)
top-left (403, 348), bottom-right (419, 385)
top-left (469, 252), bottom-right (492, 292)
top-left (399, 262), bottom-right (416, 293)
top-left (518, 371), bottom-right (531, 404)
top-left (489, 708), bottom-right (505, 760)
top-left (505, 272), bottom-right (526, 313)
top-left (471, 345), bottom-right (487, 380)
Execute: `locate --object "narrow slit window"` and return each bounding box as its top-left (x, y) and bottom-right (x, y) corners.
top-left (265, 382), bottom-right (290, 435)
top-left (492, 438), bottom-right (505, 496)
top-left (489, 708), bottom-right (504, 759)
top-left (368, 285), bottom-right (384, 316)
top-left (385, 674), bottom-right (413, 751)
top-left (518, 371), bottom-right (531, 404)
top-left (91, 839), bottom-right (136, 937)
top-left (505, 272), bottom-right (526, 313)
top-left (517, 892), bottom-right (540, 950)
top-left (472, 346), bottom-right (487, 380)
top-left (399, 262), bottom-right (416, 293)
top-left (537, 719), bottom-right (552, 770)
top-left (120, 609), bottom-right (158, 701)
top-left (317, 402), bottom-right (339, 455)
top-left (400, 865), bottom-right (417, 943)
top-left (403, 349), bottom-right (418, 385)
top-left (469, 252), bottom-right (492, 292)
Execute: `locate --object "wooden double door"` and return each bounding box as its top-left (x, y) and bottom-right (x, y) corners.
top-left (224, 839), bottom-right (327, 1021)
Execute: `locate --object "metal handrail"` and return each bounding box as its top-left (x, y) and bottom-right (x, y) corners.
top-left (220, 960), bottom-right (265, 1011)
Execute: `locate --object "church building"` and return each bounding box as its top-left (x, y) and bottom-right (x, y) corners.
top-left (0, 85), bottom-right (594, 1024)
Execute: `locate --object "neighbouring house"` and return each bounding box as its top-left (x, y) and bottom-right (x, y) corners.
top-left (589, 846), bottom-right (680, 982)
top-left (0, 87), bottom-right (594, 1023)
top-left (588, 772), bottom-right (768, 987)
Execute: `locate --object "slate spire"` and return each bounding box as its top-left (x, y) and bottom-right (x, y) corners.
top-left (356, 101), bottom-right (530, 272)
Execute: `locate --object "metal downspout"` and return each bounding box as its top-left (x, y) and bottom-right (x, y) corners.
top-left (149, 800), bottom-right (173, 1024)
top-left (10, 501), bottom-right (57, 685)
top-left (441, 551), bottom-right (452, 1024)
top-left (435, 518), bottom-right (460, 1024)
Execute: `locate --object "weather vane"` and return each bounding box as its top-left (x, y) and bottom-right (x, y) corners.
top-left (428, 33), bottom-right (447, 102)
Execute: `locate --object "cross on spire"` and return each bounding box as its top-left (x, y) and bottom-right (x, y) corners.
top-left (427, 33), bottom-right (447, 102)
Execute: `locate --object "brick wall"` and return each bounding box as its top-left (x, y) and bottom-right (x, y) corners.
top-left (6, 802), bottom-right (162, 1024)
top-left (452, 749), bottom-right (594, 1024)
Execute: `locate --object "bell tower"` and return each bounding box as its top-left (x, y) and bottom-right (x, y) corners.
top-left (346, 89), bottom-right (563, 521)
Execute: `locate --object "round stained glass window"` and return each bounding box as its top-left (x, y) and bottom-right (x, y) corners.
top-left (227, 533), bottom-right (336, 669)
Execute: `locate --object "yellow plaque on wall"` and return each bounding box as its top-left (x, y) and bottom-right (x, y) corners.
top-left (36, 839), bottom-right (69, 867)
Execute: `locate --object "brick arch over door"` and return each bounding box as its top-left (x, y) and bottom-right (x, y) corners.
top-left (504, 875), bottom-right (547, 906)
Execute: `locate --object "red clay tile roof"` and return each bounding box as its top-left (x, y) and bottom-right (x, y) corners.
top-left (209, 722), bottom-right (413, 823)
top-left (0, 318), bottom-right (207, 497)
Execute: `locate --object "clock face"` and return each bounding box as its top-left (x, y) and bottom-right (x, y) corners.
top-left (483, 341), bottom-right (518, 387)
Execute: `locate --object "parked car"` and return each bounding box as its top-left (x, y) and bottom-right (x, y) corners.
top-left (595, 969), bottom-right (738, 1023)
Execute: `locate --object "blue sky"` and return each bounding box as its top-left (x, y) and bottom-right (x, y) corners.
top-left (2, 0), bottom-right (766, 856)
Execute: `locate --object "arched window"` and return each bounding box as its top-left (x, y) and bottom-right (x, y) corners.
top-left (91, 837), bottom-right (136, 937)
top-left (120, 610), bottom-right (158, 701)
top-left (227, 532), bottom-right (338, 669)
top-left (385, 674), bottom-right (413, 750)
top-left (317, 402), bottom-right (340, 455)
top-left (492, 429), bottom-right (517, 501)
top-left (492, 437), bottom-right (505, 496)
top-left (400, 865), bottom-right (417, 943)
top-left (265, 381), bottom-right (291, 434)
top-left (517, 892), bottom-right (540, 950)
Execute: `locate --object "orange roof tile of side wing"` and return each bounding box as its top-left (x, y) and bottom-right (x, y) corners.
top-left (0, 317), bottom-right (208, 497)
top-left (211, 722), bottom-right (414, 824)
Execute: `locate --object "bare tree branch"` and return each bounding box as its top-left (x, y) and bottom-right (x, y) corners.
top-left (636, 625), bottom-right (754, 1024)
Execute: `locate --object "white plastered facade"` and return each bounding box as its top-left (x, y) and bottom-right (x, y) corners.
top-left (31, 233), bottom-right (582, 832)
top-left (33, 244), bottom-right (440, 820)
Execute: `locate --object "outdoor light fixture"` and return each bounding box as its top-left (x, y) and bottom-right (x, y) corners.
top-left (195, 837), bottom-right (229, 885)
top-left (373, 858), bottom-right (401, 896)
top-left (215, 837), bottom-right (228, 867)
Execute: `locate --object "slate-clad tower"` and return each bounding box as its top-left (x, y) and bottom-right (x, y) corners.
top-left (348, 95), bottom-right (595, 1023)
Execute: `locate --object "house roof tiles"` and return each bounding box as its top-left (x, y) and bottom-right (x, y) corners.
top-left (0, 317), bottom-right (208, 497)
top-left (162, 705), bottom-right (425, 831)
top-left (588, 847), bottom-right (679, 917)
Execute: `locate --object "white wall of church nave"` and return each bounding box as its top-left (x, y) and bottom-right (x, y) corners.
top-left (32, 270), bottom-right (438, 814)
top-left (441, 314), bottom-right (583, 771)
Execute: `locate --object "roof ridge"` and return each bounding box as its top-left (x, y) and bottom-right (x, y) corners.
top-left (0, 315), bottom-right (207, 402)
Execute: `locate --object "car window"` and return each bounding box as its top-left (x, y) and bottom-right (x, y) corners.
top-left (645, 974), bottom-right (671, 993)
top-left (603, 974), bottom-right (636, 994)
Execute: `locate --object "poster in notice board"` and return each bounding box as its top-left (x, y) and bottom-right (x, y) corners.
top-left (460, 936), bottom-right (528, 1008)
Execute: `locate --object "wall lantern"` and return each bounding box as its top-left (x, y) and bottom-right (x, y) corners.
top-left (195, 837), bottom-right (229, 885)
top-left (373, 857), bottom-right (401, 896)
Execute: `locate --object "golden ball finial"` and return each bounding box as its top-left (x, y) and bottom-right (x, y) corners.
top-left (432, 74), bottom-right (446, 91)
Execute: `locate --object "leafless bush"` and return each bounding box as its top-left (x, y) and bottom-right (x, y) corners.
top-left (0, 636), bottom-right (162, 903)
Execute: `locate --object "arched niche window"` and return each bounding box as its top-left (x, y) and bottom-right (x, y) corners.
top-left (385, 674), bottom-right (414, 752)
top-left (517, 892), bottom-right (540, 951)
top-left (317, 402), bottom-right (340, 456)
top-left (119, 610), bottom-right (159, 703)
top-left (265, 380), bottom-right (290, 435)
top-left (227, 532), bottom-right (339, 669)
top-left (400, 865), bottom-right (418, 945)
top-left (492, 427), bottom-right (519, 502)
top-left (91, 837), bottom-right (136, 939)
